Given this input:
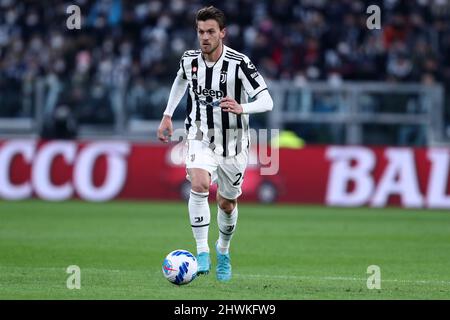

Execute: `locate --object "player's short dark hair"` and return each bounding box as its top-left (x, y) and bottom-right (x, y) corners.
top-left (196, 6), bottom-right (226, 30)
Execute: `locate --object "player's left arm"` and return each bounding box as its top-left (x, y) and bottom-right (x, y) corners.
top-left (220, 56), bottom-right (273, 115)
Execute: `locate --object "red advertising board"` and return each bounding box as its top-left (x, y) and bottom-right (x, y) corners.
top-left (1, 140), bottom-right (449, 209)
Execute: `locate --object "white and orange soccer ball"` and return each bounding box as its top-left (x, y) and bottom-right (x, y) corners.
top-left (162, 250), bottom-right (198, 285)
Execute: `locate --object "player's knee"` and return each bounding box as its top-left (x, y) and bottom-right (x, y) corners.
top-left (191, 181), bottom-right (210, 194)
top-left (218, 196), bottom-right (237, 214)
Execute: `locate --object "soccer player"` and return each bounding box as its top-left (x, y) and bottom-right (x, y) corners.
top-left (157, 6), bottom-right (273, 281)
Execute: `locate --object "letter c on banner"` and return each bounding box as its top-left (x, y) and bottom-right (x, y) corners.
top-left (0, 140), bottom-right (36, 200)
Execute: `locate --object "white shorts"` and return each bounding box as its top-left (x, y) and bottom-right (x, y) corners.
top-left (185, 140), bottom-right (248, 200)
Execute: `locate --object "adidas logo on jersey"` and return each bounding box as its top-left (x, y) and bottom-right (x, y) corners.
top-left (193, 86), bottom-right (224, 99)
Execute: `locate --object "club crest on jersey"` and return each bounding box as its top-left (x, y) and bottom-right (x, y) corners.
top-left (220, 71), bottom-right (227, 83)
top-left (193, 85), bottom-right (224, 99)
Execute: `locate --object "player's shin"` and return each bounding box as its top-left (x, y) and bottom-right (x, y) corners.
top-left (217, 205), bottom-right (238, 254)
top-left (188, 190), bottom-right (211, 254)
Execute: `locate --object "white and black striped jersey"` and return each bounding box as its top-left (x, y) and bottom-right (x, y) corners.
top-left (177, 45), bottom-right (268, 157)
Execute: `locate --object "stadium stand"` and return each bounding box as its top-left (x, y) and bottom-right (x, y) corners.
top-left (0, 0), bottom-right (449, 143)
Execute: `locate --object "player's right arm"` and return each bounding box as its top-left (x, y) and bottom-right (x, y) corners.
top-left (157, 58), bottom-right (189, 143)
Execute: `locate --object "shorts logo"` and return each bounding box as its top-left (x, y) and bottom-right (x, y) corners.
top-left (190, 154), bottom-right (195, 162)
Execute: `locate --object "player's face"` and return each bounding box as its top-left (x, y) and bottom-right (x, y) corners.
top-left (197, 19), bottom-right (225, 55)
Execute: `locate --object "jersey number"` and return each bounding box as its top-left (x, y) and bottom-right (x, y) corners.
top-left (232, 173), bottom-right (243, 186)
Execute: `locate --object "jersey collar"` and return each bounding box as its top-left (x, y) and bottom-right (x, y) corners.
top-left (201, 44), bottom-right (226, 69)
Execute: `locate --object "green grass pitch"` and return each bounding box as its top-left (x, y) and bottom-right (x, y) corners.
top-left (1, 200), bottom-right (449, 299)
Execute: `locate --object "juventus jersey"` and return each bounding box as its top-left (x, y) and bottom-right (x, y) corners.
top-left (177, 45), bottom-right (268, 157)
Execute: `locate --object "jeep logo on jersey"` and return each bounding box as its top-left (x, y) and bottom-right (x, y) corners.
top-left (193, 86), bottom-right (224, 99)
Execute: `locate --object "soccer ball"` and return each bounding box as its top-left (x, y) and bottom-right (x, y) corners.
top-left (162, 249), bottom-right (198, 285)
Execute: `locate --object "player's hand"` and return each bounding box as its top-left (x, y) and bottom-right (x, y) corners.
top-left (220, 96), bottom-right (243, 114)
top-left (157, 115), bottom-right (173, 143)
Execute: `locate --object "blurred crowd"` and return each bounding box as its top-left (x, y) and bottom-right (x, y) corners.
top-left (0, 0), bottom-right (449, 139)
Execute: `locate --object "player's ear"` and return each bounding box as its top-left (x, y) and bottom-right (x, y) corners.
top-left (220, 27), bottom-right (226, 39)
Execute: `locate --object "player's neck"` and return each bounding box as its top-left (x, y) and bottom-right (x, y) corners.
top-left (203, 43), bottom-right (224, 63)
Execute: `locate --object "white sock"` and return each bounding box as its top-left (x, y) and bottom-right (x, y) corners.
top-left (217, 205), bottom-right (238, 254)
top-left (188, 190), bottom-right (211, 254)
